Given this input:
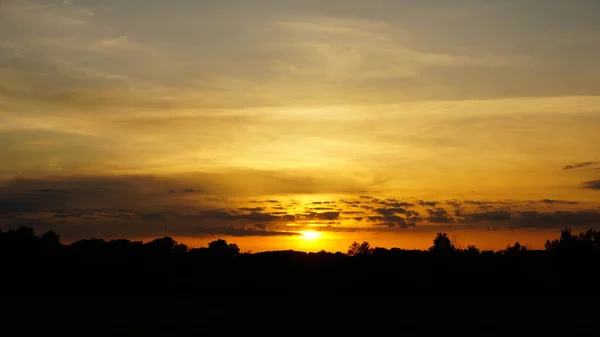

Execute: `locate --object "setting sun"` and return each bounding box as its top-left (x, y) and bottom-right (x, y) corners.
top-left (300, 231), bottom-right (321, 240)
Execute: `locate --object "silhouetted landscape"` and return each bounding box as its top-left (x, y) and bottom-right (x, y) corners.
top-left (2, 226), bottom-right (599, 335)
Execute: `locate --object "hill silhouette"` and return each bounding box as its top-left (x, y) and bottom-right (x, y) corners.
top-left (1, 226), bottom-right (598, 335)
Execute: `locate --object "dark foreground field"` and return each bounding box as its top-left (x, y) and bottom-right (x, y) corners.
top-left (1, 227), bottom-right (598, 336)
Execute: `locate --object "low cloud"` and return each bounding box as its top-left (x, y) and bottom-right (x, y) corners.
top-left (238, 207), bottom-right (266, 212)
top-left (465, 211), bottom-right (512, 222)
top-left (188, 209), bottom-right (290, 223)
top-left (514, 211), bottom-right (600, 229)
top-left (374, 207), bottom-right (407, 216)
top-left (364, 214), bottom-right (415, 228)
top-left (446, 200), bottom-right (462, 208)
top-left (463, 200), bottom-right (508, 206)
top-left (426, 208), bottom-right (453, 223)
top-left (583, 180), bottom-right (600, 190)
top-left (188, 226), bottom-right (300, 237)
top-left (140, 213), bottom-right (167, 222)
top-left (563, 162), bottom-right (597, 170)
top-left (303, 212), bottom-right (340, 221)
top-left (539, 199), bottom-right (579, 205)
top-left (1, 173), bottom-right (598, 239)
top-left (418, 200), bottom-right (438, 207)
top-left (182, 189), bottom-right (203, 193)
top-left (310, 207), bottom-right (336, 211)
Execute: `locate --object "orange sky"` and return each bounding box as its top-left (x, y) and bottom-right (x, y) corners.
top-left (1, 1), bottom-right (599, 252)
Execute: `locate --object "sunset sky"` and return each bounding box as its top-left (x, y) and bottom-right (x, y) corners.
top-left (1, 0), bottom-right (599, 252)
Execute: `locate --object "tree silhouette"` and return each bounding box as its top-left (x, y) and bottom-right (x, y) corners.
top-left (372, 247), bottom-right (389, 256)
top-left (504, 242), bottom-right (527, 255)
top-left (429, 233), bottom-right (456, 253)
top-left (465, 245), bottom-right (480, 255)
top-left (545, 227), bottom-right (599, 254)
top-left (207, 239), bottom-right (240, 257)
top-left (40, 230), bottom-right (60, 245)
top-left (40, 230), bottom-right (61, 254)
top-left (145, 237), bottom-right (187, 256)
top-left (347, 241), bottom-right (373, 256)
top-left (69, 238), bottom-right (107, 259)
top-left (15, 226), bottom-right (35, 242)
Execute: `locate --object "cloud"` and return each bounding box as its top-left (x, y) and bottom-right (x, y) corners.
top-left (140, 214), bottom-right (167, 222)
top-left (381, 201), bottom-right (414, 208)
top-left (0, 174), bottom-right (331, 238)
top-left (1, 170), bottom-right (598, 240)
top-left (374, 207), bottom-right (407, 216)
top-left (188, 226), bottom-right (300, 237)
top-left (364, 214), bottom-right (414, 228)
top-left (5, 1), bottom-right (94, 26)
top-left (563, 162), bottom-right (597, 170)
top-left (463, 200), bottom-right (508, 205)
top-left (238, 207), bottom-right (266, 212)
top-left (445, 200), bottom-right (462, 208)
top-left (0, 176), bottom-right (178, 214)
top-left (243, 211), bottom-right (283, 222)
top-left (0, 169), bottom-right (365, 203)
top-left (539, 199), bottom-right (579, 205)
top-left (53, 209), bottom-right (87, 219)
top-left (188, 209), bottom-right (297, 224)
top-left (310, 207), bottom-right (335, 211)
top-left (513, 211), bottom-right (600, 229)
top-left (183, 189), bottom-right (203, 193)
top-left (583, 180), bottom-right (600, 190)
top-left (465, 211), bottom-right (512, 222)
top-left (418, 200), bottom-right (438, 207)
top-left (0, 198), bottom-right (40, 214)
top-left (303, 212), bottom-right (340, 221)
top-left (0, 187), bottom-right (72, 214)
top-left (426, 208), bottom-right (453, 223)
top-left (407, 210), bottom-right (420, 217)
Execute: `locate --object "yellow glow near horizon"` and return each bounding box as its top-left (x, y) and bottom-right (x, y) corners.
top-left (300, 231), bottom-right (321, 240)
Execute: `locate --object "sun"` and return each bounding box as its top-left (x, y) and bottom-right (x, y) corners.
top-left (300, 231), bottom-right (321, 240)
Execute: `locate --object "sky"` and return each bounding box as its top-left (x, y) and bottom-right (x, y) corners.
top-left (1, 0), bottom-right (600, 252)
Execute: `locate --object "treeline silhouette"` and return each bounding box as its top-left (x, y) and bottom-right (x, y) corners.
top-left (2, 226), bottom-right (599, 335)
top-left (1, 226), bottom-right (599, 293)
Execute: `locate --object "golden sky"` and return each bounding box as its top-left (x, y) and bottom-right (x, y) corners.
top-left (1, 1), bottom-right (599, 251)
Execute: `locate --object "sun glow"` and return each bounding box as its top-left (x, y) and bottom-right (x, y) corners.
top-left (300, 231), bottom-right (321, 240)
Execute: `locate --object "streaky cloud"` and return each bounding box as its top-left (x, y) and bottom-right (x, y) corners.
top-left (583, 180), bottom-right (600, 190)
top-left (564, 162), bottom-right (597, 170)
